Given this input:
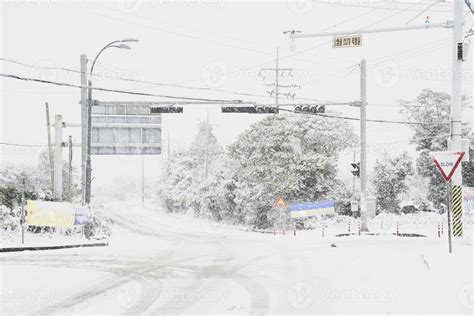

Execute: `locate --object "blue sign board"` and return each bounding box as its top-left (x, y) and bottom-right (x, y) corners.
top-left (288, 200), bottom-right (335, 218)
top-left (74, 206), bottom-right (92, 225)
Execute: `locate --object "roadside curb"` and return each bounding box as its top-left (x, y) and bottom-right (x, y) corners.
top-left (0, 242), bottom-right (109, 253)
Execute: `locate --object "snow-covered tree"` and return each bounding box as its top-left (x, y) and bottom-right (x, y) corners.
top-left (228, 114), bottom-right (357, 228)
top-left (372, 152), bottom-right (414, 213)
top-left (400, 89), bottom-right (450, 211)
top-left (0, 150), bottom-right (80, 215)
top-left (158, 121), bottom-right (224, 215)
top-left (158, 114), bottom-right (356, 229)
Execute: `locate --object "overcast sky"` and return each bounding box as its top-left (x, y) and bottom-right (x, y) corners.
top-left (1, 0), bottom-right (472, 193)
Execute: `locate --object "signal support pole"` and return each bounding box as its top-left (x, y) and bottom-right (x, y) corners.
top-left (450, 0), bottom-right (463, 186)
top-left (360, 59), bottom-right (368, 231)
top-left (80, 54), bottom-right (88, 205)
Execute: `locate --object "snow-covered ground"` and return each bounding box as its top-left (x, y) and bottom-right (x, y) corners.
top-left (1, 201), bottom-right (473, 315)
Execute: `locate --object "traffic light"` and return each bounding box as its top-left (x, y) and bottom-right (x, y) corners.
top-left (221, 105), bottom-right (279, 114)
top-left (150, 106), bottom-right (183, 114)
top-left (294, 104), bottom-right (325, 113)
top-left (351, 162), bottom-right (360, 177)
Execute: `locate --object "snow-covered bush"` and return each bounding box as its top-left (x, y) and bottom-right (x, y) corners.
top-left (83, 204), bottom-right (113, 240)
top-left (0, 205), bottom-right (20, 232)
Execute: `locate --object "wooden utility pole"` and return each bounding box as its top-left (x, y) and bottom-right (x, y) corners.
top-left (68, 135), bottom-right (73, 201)
top-left (54, 115), bottom-right (63, 201)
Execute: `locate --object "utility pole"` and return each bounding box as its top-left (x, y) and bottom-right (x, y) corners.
top-left (141, 153), bottom-right (145, 207)
top-left (451, 0), bottom-right (464, 186)
top-left (259, 46), bottom-right (296, 103)
top-left (54, 115), bottom-right (63, 201)
top-left (85, 81), bottom-right (92, 204)
top-left (360, 59), bottom-right (368, 231)
top-left (80, 54), bottom-right (88, 205)
top-left (68, 135), bottom-right (73, 201)
top-left (275, 46), bottom-right (279, 106)
top-left (45, 102), bottom-right (54, 192)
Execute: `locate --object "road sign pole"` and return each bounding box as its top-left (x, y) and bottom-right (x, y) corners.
top-left (360, 59), bottom-right (368, 232)
top-left (446, 181), bottom-right (453, 254)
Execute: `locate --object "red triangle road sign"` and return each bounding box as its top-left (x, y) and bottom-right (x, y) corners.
top-left (274, 197), bottom-right (287, 208)
top-left (430, 151), bottom-right (465, 182)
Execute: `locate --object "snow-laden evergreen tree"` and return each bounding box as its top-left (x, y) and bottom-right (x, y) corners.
top-left (400, 89), bottom-right (472, 210)
top-left (158, 121), bottom-right (224, 215)
top-left (372, 152), bottom-right (414, 213)
top-left (228, 114), bottom-right (356, 228)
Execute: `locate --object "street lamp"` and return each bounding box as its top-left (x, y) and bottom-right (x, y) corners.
top-left (85, 38), bottom-right (138, 204)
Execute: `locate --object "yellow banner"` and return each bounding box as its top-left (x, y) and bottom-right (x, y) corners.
top-left (26, 200), bottom-right (75, 228)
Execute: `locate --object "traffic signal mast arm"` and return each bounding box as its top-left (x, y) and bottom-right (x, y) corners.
top-left (287, 21), bottom-right (453, 39)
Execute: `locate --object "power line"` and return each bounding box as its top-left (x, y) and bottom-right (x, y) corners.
top-left (316, 1), bottom-right (457, 13)
top-left (277, 107), bottom-right (449, 125)
top-left (0, 57), bottom-right (347, 104)
top-left (0, 142), bottom-right (46, 147)
top-left (0, 72), bottom-right (244, 103)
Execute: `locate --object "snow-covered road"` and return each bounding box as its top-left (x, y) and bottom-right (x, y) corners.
top-left (1, 202), bottom-right (472, 315)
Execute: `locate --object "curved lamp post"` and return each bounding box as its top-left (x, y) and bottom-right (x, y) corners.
top-left (85, 38), bottom-right (138, 204)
